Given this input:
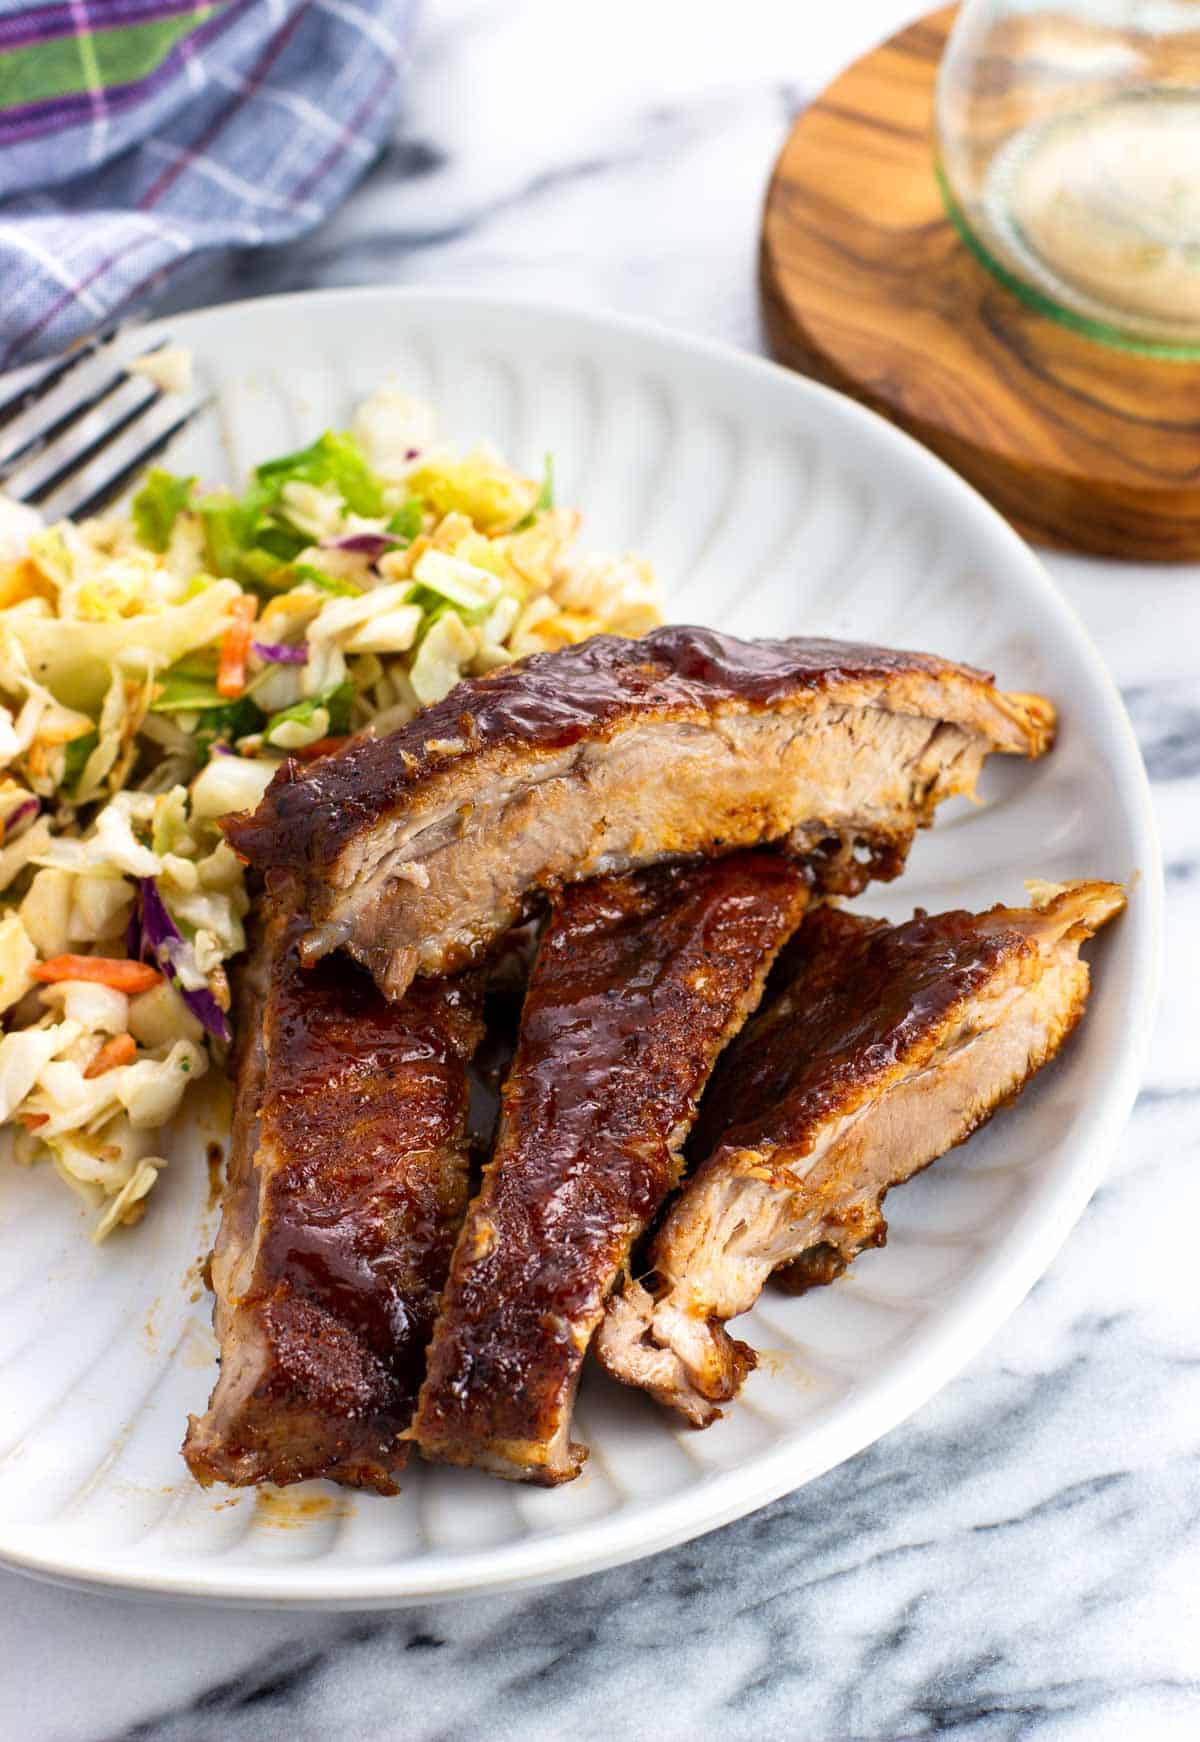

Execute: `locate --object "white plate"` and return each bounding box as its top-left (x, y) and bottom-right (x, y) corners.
top-left (0, 289), bottom-right (1161, 1607)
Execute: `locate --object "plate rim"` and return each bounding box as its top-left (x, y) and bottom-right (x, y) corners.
top-left (0, 284), bottom-right (1164, 1607)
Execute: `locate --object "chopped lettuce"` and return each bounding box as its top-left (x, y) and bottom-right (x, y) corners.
top-left (253, 524), bottom-right (309, 566)
top-left (150, 659), bottom-right (264, 753)
top-left (322, 681), bottom-right (355, 735)
top-left (386, 497), bottom-right (424, 542)
top-left (150, 660), bottom-right (226, 713)
top-left (61, 729), bottom-right (99, 796)
top-left (193, 695), bottom-right (264, 760)
top-left (195, 431), bottom-right (385, 587)
top-left (255, 431), bottom-right (385, 518)
top-left (196, 487), bottom-right (280, 586)
top-left (195, 493), bottom-right (245, 581)
top-left (131, 470), bottom-right (195, 553)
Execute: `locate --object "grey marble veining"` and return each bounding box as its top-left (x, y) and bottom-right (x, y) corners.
top-left (4, 4), bottom-right (1199, 1739)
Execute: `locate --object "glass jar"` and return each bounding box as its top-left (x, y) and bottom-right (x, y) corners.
top-left (936, 0), bottom-right (1200, 355)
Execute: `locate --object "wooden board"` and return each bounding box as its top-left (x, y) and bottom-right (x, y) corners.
top-left (760, 5), bottom-right (1200, 561)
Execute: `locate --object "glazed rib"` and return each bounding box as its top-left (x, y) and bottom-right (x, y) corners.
top-left (223, 626), bottom-right (1054, 1000)
top-left (596, 880), bottom-right (1125, 1426)
top-left (183, 912), bottom-right (483, 1492)
top-left (409, 853), bottom-right (811, 1483)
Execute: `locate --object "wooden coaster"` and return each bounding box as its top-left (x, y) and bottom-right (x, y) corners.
top-left (760, 6), bottom-right (1200, 561)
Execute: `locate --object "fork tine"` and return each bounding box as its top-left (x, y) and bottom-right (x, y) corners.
top-left (0, 326), bottom-right (121, 425)
top-left (0, 356), bottom-right (73, 423)
top-left (35, 393), bottom-right (206, 522)
top-left (3, 374), bottom-right (161, 502)
top-left (0, 328), bottom-right (164, 476)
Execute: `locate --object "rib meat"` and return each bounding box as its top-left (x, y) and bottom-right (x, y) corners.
top-left (409, 853), bottom-right (811, 1483)
top-left (183, 912), bottom-right (483, 1491)
top-left (223, 626), bottom-right (1054, 1001)
top-left (595, 880), bottom-right (1124, 1426)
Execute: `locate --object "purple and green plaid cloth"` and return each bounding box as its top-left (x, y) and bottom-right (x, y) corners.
top-left (0, 0), bottom-right (415, 366)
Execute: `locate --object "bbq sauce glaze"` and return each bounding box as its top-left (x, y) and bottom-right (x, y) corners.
top-left (260, 920), bottom-right (482, 1378)
top-left (193, 916), bottom-right (483, 1490)
top-left (410, 851), bottom-right (810, 1482)
top-left (695, 902), bottom-right (1064, 1161)
top-left (223, 626), bottom-right (995, 874)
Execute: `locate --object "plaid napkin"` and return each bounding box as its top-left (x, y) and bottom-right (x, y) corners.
top-left (0, 0), bottom-right (416, 367)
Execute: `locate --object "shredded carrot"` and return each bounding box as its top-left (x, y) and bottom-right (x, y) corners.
top-left (217, 595), bottom-right (258, 699)
top-left (32, 955), bottom-right (163, 993)
top-left (84, 1032), bottom-right (137, 1078)
top-left (295, 735), bottom-right (350, 761)
top-left (16, 1111), bottom-right (47, 1129)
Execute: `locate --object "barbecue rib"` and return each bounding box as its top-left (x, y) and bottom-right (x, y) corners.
top-left (409, 854), bottom-right (811, 1483)
top-left (183, 912), bottom-right (483, 1492)
top-left (596, 880), bottom-right (1124, 1426)
top-left (223, 627), bottom-right (1054, 1001)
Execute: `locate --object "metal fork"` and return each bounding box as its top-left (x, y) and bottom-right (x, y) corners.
top-left (0, 327), bottom-right (205, 523)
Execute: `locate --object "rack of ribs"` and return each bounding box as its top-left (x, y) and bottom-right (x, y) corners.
top-left (595, 880), bottom-right (1125, 1426)
top-left (223, 626), bottom-right (1054, 1001)
top-left (183, 911), bottom-right (483, 1492)
top-left (409, 852), bottom-right (812, 1483)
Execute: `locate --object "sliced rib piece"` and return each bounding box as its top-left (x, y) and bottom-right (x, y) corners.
top-left (409, 853), bottom-right (811, 1484)
top-left (596, 880), bottom-right (1125, 1426)
top-left (183, 912), bottom-right (483, 1492)
top-left (223, 626), bottom-right (1054, 1001)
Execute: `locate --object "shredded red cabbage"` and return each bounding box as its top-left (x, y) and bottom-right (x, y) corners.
top-left (319, 532), bottom-right (396, 559)
top-left (252, 640), bottom-right (307, 665)
top-left (6, 797), bottom-right (39, 837)
top-left (133, 878), bottom-right (231, 1043)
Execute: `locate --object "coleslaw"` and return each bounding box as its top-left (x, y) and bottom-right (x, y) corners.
top-left (0, 385), bottom-right (661, 1240)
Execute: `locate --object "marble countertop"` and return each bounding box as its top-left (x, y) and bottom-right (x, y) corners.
top-left (6, 3), bottom-right (1199, 1738)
